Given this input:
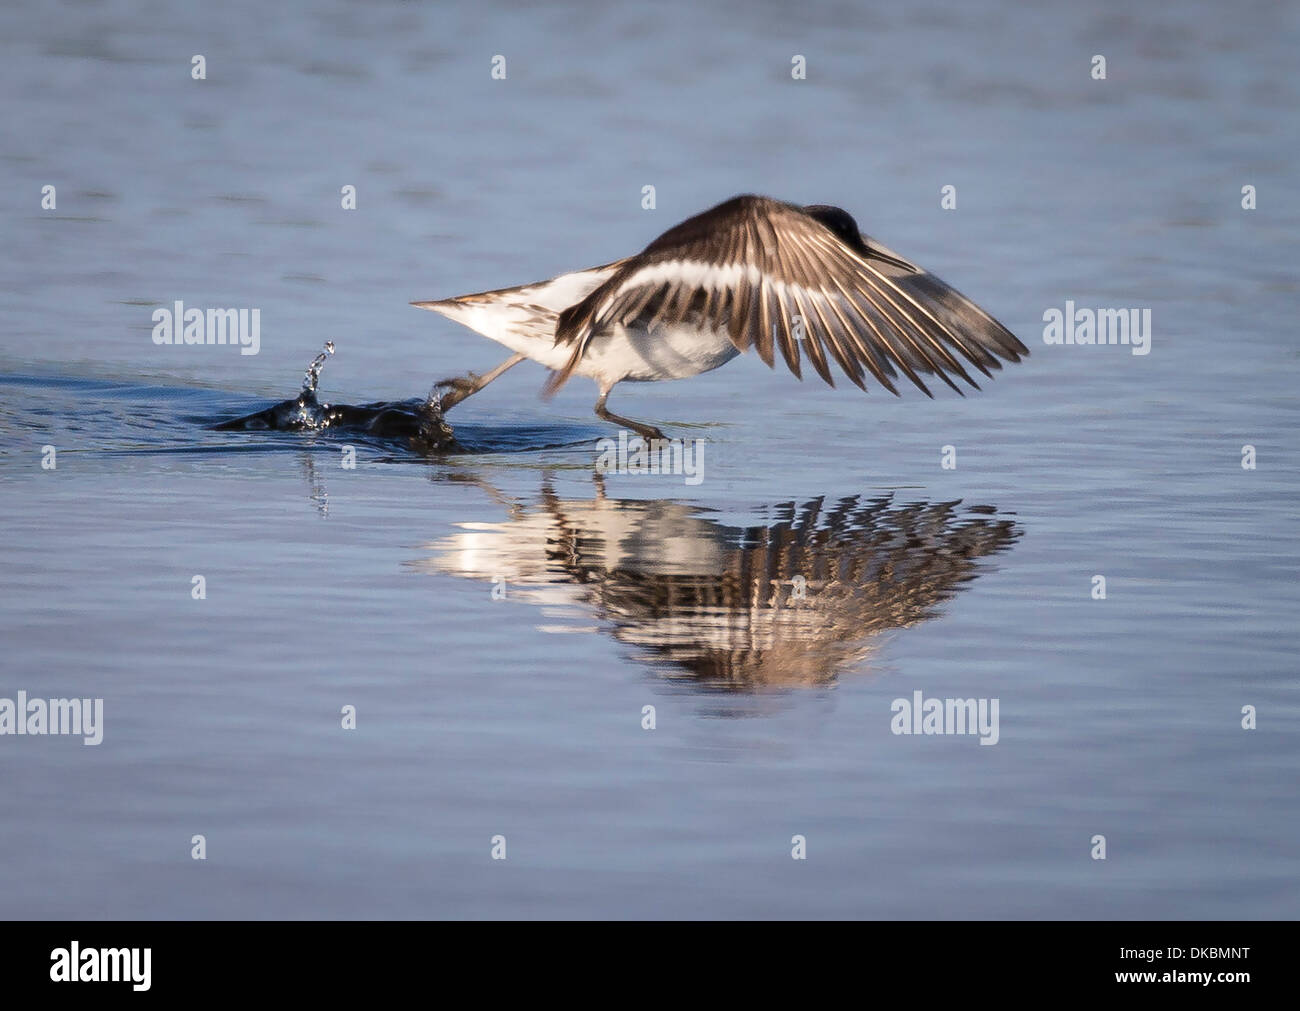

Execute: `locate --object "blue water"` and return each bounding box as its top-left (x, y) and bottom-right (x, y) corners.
top-left (1, 0), bottom-right (1297, 918)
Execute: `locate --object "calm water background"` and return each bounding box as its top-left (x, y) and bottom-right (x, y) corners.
top-left (1, 0), bottom-right (1297, 918)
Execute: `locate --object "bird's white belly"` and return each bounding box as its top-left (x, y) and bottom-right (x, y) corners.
top-left (578, 322), bottom-right (741, 385)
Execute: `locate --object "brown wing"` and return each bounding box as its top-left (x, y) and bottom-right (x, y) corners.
top-left (546, 194), bottom-right (1027, 397)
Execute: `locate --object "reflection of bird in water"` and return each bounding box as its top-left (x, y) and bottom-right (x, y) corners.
top-left (412, 484), bottom-right (1019, 688)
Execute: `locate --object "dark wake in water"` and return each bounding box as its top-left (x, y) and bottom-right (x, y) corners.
top-left (211, 342), bottom-right (458, 454)
top-left (0, 343), bottom-right (600, 460)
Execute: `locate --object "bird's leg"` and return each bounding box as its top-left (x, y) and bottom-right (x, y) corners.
top-left (431, 352), bottom-right (527, 413)
top-left (594, 389), bottom-right (666, 442)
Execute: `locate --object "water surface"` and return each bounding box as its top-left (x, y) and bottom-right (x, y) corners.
top-left (1, 0), bottom-right (1297, 918)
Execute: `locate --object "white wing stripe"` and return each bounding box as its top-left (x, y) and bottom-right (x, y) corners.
top-left (610, 260), bottom-right (834, 317)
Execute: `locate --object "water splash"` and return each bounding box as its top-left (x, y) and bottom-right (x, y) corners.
top-left (212, 342), bottom-right (456, 453)
top-left (303, 340), bottom-right (334, 395)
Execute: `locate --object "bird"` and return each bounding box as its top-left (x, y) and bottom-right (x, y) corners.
top-left (412, 194), bottom-right (1028, 440)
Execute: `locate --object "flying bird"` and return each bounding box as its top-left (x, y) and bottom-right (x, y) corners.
top-left (413, 194), bottom-right (1027, 440)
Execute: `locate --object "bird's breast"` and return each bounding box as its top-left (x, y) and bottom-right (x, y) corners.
top-left (578, 321), bottom-right (741, 384)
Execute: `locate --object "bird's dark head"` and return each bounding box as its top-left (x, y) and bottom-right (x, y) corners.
top-left (803, 204), bottom-right (868, 254)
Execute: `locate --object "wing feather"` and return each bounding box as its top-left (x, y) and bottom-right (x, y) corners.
top-left (548, 194), bottom-right (1027, 396)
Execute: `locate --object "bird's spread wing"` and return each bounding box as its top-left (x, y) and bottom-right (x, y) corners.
top-left (547, 194), bottom-right (1027, 397)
